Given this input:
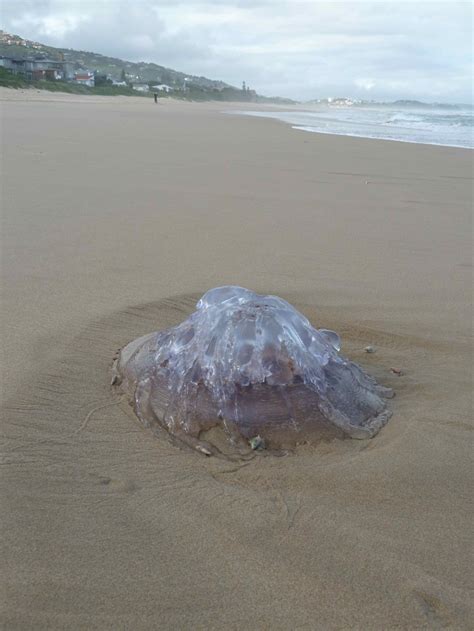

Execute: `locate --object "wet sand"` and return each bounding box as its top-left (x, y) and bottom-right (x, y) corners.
top-left (1, 89), bottom-right (473, 629)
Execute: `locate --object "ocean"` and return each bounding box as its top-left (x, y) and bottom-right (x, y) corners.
top-left (238, 102), bottom-right (473, 149)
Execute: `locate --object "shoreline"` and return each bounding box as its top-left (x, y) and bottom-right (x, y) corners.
top-left (2, 86), bottom-right (472, 150)
top-left (229, 108), bottom-right (474, 150)
top-left (292, 124), bottom-right (474, 150)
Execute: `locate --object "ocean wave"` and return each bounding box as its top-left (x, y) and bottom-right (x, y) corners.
top-left (386, 112), bottom-right (473, 128)
top-left (233, 106), bottom-right (474, 148)
top-left (386, 113), bottom-right (425, 124)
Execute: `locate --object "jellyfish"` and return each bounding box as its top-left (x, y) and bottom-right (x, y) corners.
top-left (112, 286), bottom-right (393, 454)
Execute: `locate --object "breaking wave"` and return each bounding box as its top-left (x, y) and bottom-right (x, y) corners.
top-left (235, 102), bottom-right (473, 148)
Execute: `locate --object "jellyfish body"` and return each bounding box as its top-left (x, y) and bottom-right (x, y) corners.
top-left (113, 287), bottom-right (393, 452)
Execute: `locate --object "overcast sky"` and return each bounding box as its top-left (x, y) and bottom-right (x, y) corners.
top-left (2, 1), bottom-right (472, 102)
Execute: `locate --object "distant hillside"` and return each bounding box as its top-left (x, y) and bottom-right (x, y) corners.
top-left (0, 30), bottom-right (231, 91)
top-left (0, 30), bottom-right (297, 103)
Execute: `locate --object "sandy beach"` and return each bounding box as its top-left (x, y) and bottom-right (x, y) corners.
top-left (1, 89), bottom-right (472, 629)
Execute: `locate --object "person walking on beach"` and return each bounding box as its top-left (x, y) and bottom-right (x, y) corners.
top-left (154, 93), bottom-right (158, 104)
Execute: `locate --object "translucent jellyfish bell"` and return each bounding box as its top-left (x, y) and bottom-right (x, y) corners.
top-left (113, 287), bottom-right (393, 454)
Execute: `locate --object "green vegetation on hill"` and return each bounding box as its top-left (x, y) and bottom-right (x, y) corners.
top-left (0, 67), bottom-right (255, 100)
top-left (0, 66), bottom-right (27, 88)
top-left (0, 67), bottom-right (146, 96)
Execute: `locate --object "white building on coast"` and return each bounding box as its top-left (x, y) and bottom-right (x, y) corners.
top-left (132, 83), bottom-right (149, 92)
top-left (151, 84), bottom-right (173, 93)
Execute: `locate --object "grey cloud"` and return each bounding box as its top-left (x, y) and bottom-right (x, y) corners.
top-left (1, 0), bottom-right (472, 102)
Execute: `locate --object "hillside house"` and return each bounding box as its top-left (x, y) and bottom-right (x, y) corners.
top-left (151, 84), bottom-right (173, 93)
top-left (0, 56), bottom-right (74, 81)
top-left (0, 56), bottom-right (27, 74)
top-left (74, 71), bottom-right (95, 87)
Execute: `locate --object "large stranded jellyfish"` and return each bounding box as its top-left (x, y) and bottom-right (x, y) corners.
top-left (112, 287), bottom-right (393, 454)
